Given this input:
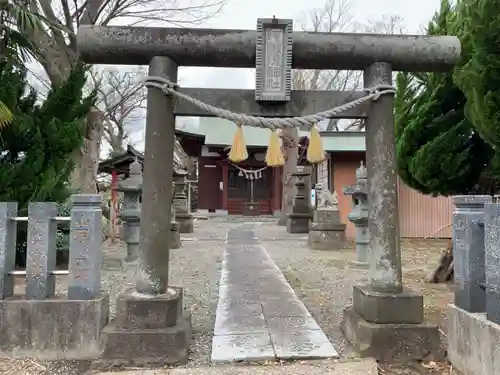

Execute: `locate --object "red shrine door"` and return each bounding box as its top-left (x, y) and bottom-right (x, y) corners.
top-left (227, 165), bottom-right (272, 215)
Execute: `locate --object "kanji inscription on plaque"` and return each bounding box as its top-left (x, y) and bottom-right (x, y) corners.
top-left (255, 18), bottom-right (293, 102)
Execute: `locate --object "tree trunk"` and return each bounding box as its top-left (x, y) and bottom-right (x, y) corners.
top-left (70, 108), bottom-right (103, 194)
top-left (426, 239), bottom-right (454, 283)
top-left (278, 127), bottom-right (299, 226)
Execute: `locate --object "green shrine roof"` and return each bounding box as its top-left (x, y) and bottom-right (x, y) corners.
top-left (189, 118), bottom-right (366, 152)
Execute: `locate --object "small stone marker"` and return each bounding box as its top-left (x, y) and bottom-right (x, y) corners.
top-left (26, 202), bottom-right (58, 300)
top-left (453, 195), bottom-right (492, 313)
top-left (0, 202), bottom-right (17, 299)
top-left (484, 202), bottom-right (500, 324)
top-left (68, 194), bottom-right (103, 300)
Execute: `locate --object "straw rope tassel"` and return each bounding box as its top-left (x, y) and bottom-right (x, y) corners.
top-left (265, 130), bottom-right (285, 167)
top-left (228, 124), bottom-right (248, 163)
top-left (307, 126), bottom-right (326, 163)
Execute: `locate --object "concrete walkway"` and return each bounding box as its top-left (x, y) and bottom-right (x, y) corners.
top-left (211, 226), bottom-right (338, 362)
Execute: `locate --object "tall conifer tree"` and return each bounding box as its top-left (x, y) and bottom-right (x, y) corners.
top-left (395, 0), bottom-right (493, 196)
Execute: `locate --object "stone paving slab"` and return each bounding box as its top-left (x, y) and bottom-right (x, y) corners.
top-left (211, 226), bottom-right (338, 363)
top-left (266, 316), bottom-right (322, 331)
top-left (94, 359), bottom-right (378, 374)
top-left (211, 332), bottom-right (275, 362)
top-left (269, 329), bottom-right (337, 359)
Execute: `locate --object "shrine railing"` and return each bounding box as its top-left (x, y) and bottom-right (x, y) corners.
top-left (0, 194), bottom-right (103, 301)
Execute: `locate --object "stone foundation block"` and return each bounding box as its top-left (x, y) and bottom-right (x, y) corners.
top-left (353, 285), bottom-right (423, 324)
top-left (447, 303), bottom-right (500, 375)
top-left (100, 288), bottom-right (192, 366)
top-left (100, 312), bottom-right (191, 366)
top-left (176, 213), bottom-right (194, 233)
top-left (286, 214), bottom-right (310, 233)
top-left (171, 222), bottom-right (181, 249)
top-left (308, 227), bottom-right (345, 250)
top-left (341, 306), bottom-right (444, 361)
top-left (0, 294), bottom-right (109, 360)
top-left (115, 290), bottom-right (183, 329)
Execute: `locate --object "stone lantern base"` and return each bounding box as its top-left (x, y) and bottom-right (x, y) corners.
top-left (286, 213), bottom-right (310, 233)
top-left (308, 208), bottom-right (346, 250)
top-left (171, 221), bottom-right (181, 249)
top-left (100, 287), bottom-right (191, 366)
top-left (176, 213), bottom-right (194, 233)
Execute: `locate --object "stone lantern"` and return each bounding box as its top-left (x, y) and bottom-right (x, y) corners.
top-left (170, 181), bottom-right (181, 249)
top-left (286, 170), bottom-right (312, 233)
top-left (116, 160), bottom-right (142, 261)
top-left (173, 170), bottom-right (194, 233)
top-left (343, 161), bottom-right (369, 266)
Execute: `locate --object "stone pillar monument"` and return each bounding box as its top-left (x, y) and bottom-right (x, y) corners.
top-left (343, 161), bottom-right (369, 266)
top-left (453, 195), bottom-right (492, 312)
top-left (484, 202), bottom-right (500, 324)
top-left (308, 184), bottom-right (346, 250)
top-left (173, 171), bottom-right (194, 233)
top-left (116, 160), bottom-right (142, 262)
top-left (341, 62), bottom-right (442, 361)
top-left (101, 56), bottom-right (191, 366)
top-left (170, 181), bottom-right (181, 249)
top-left (286, 170), bottom-right (312, 233)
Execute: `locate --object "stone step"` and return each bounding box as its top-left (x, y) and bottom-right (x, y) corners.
top-left (93, 359), bottom-right (377, 375)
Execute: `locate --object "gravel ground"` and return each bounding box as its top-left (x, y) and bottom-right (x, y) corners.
top-left (253, 223), bottom-right (458, 375)
top-left (0, 219), bottom-right (459, 375)
top-left (0, 220), bottom-right (237, 375)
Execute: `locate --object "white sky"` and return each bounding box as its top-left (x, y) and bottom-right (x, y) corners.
top-left (28, 0), bottom-right (442, 152)
top-left (179, 0), bottom-right (438, 91)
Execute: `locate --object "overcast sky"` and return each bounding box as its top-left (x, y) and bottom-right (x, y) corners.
top-left (178, 0), bottom-right (439, 91)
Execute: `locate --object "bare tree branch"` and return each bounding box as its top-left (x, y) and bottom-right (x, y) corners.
top-left (343, 14), bottom-right (405, 131)
top-left (292, 0), bottom-right (361, 131)
top-left (88, 67), bottom-right (147, 157)
top-left (18, 0), bottom-right (228, 193)
top-left (292, 0), bottom-right (406, 131)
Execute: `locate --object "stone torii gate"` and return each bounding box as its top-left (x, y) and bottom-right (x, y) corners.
top-left (77, 21), bottom-right (460, 363)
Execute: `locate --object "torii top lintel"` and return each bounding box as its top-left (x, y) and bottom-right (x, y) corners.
top-left (77, 24), bottom-right (461, 72)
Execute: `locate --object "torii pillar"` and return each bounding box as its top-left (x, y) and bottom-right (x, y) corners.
top-left (341, 63), bottom-right (444, 361)
top-left (77, 19), bottom-right (461, 364)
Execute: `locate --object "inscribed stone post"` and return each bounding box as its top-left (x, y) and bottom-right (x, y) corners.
top-left (68, 194), bottom-right (103, 300)
top-left (136, 56), bottom-right (177, 295)
top-left (0, 202), bottom-right (17, 299)
top-left (453, 195), bottom-right (491, 312)
top-left (483, 202), bottom-right (500, 323)
top-left (26, 202), bottom-right (58, 300)
top-left (363, 62), bottom-right (402, 294)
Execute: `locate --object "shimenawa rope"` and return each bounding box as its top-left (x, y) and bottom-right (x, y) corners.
top-left (143, 76), bottom-right (395, 131)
